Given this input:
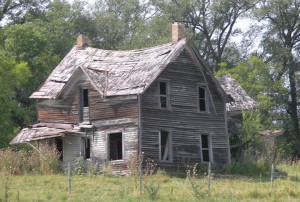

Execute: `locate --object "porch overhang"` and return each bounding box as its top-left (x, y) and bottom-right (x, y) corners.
top-left (10, 123), bottom-right (79, 145)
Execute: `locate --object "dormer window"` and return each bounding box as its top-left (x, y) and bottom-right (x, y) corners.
top-left (159, 81), bottom-right (169, 109)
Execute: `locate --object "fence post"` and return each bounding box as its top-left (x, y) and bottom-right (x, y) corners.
top-left (68, 162), bottom-right (72, 196)
top-left (270, 163), bottom-right (274, 195)
top-left (208, 162), bottom-right (211, 194)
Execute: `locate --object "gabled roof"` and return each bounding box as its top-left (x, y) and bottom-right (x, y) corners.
top-left (30, 39), bottom-right (227, 100)
top-left (217, 74), bottom-right (257, 112)
top-left (31, 39), bottom-right (187, 99)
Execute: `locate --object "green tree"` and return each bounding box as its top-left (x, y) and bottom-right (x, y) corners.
top-left (258, 0), bottom-right (300, 155)
top-left (151, 0), bottom-right (258, 69)
top-left (0, 51), bottom-right (30, 148)
top-left (216, 56), bottom-right (287, 127)
top-left (0, 0), bottom-right (50, 25)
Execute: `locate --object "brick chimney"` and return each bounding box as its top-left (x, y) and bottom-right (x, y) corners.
top-left (77, 34), bottom-right (89, 48)
top-left (172, 22), bottom-right (185, 43)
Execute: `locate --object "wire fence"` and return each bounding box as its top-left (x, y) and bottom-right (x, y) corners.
top-left (1, 162), bottom-right (300, 201)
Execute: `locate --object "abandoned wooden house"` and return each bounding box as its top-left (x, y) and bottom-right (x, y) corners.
top-left (10, 23), bottom-right (256, 170)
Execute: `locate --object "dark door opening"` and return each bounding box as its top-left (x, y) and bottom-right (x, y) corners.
top-left (109, 133), bottom-right (123, 160)
top-left (84, 138), bottom-right (90, 159)
top-left (55, 138), bottom-right (63, 161)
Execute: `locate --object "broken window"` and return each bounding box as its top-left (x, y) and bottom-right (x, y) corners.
top-left (109, 133), bottom-right (123, 160)
top-left (159, 81), bottom-right (169, 109)
top-left (198, 86), bottom-right (207, 111)
top-left (159, 131), bottom-right (172, 161)
top-left (200, 134), bottom-right (211, 162)
top-left (55, 138), bottom-right (63, 161)
top-left (80, 88), bottom-right (89, 122)
top-left (81, 138), bottom-right (90, 159)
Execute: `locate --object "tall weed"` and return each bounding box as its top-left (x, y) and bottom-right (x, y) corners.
top-left (0, 142), bottom-right (60, 175)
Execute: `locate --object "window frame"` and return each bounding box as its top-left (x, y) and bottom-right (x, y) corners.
top-left (158, 80), bottom-right (170, 109)
top-left (81, 137), bottom-right (91, 159)
top-left (79, 87), bottom-right (90, 123)
top-left (158, 130), bottom-right (173, 162)
top-left (106, 130), bottom-right (124, 161)
top-left (199, 133), bottom-right (213, 163)
top-left (197, 84), bottom-right (209, 113)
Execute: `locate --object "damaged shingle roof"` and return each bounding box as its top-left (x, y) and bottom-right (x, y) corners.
top-left (30, 39), bottom-right (187, 99)
top-left (217, 74), bottom-right (257, 112)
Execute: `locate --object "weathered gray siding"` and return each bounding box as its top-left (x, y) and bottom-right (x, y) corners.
top-left (37, 73), bottom-right (139, 124)
top-left (90, 127), bottom-right (138, 161)
top-left (141, 49), bottom-right (229, 169)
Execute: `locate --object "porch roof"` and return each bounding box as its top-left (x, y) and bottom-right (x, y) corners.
top-left (10, 123), bottom-right (79, 144)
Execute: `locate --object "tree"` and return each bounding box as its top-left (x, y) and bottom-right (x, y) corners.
top-left (150, 0), bottom-right (258, 69)
top-left (0, 0), bottom-right (50, 25)
top-left (216, 56), bottom-right (287, 127)
top-left (0, 50), bottom-right (30, 148)
top-left (258, 0), bottom-right (300, 155)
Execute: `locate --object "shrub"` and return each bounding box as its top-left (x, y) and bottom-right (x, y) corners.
top-left (225, 158), bottom-right (270, 177)
top-left (73, 157), bottom-right (86, 175)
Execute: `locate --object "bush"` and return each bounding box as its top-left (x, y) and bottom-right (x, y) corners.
top-left (225, 158), bottom-right (270, 177)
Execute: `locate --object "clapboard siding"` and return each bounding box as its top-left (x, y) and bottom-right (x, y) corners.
top-left (90, 127), bottom-right (138, 163)
top-left (141, 49), bottom-right (229, 167)
top-left (37, 73), bottom-right (139, 124)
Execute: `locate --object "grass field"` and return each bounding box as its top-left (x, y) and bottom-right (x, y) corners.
top-left (1, 163), bottom-right (300, 202)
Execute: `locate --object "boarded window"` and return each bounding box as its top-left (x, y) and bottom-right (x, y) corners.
top-left (55, 138), bottom-right (63, 161)
top-left (109, 133), bottom-right (123, 160)
top-left (200, 134), bottom-right (211, 162)
top-left (159, 81), bottom-right (169, 109)
top-left (82, 138), bottom-right (90, 159)
top-left (159, 131), bottom-right (172, 161)
top-left (198, 87), bottom-right (206, 111)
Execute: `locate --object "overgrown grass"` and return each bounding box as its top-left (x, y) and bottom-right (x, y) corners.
top-left (0, 163), bottom-right (299, 201)
top-left (0, 143), bottom-right (60, 175)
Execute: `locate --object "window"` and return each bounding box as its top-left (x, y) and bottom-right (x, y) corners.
top-left (198, 86), bottom-right (208, 112)
top-left (159, 81), bottom-right (169, 109)
top-left (81, 138), bottom-right (90, 159)
top-left (83, 89), bottom-right (89, 107)
top-left (159, 131), bottom-right (172, 161)
top-left (80, 88), bottom-right (90, 122)
top-left (108, 133), bottom-right (123, 160)
top-left (200, 134), bottom-right (211, 162)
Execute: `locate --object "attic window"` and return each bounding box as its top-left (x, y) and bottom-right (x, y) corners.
top-left (83, 89), bottom-right (89, 107)
top-left (159, 81), bottom-right (169, 109)
top-left (198, 86), bottom-right (208, 112)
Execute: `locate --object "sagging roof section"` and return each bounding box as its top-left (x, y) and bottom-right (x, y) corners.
top-left (217, 74), bottom-right (257, 112)
top-left (30, 39), bottom-right (187, 99)
top-left (10, 123), bottom-right (79, 144)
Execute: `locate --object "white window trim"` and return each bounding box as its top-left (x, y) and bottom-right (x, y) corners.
top-left (197, 84), bottom-right (209, 113)
top-left (158, 130), bottom-right (173, 162)
top-left (199, 133), bottom-right (213, 163)
top-left (158, 79), bottom-right (170, 109)
top-left (106, 130), bottom-right (124, 161)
